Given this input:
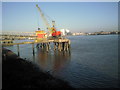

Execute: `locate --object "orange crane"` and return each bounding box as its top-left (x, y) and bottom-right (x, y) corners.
top-left (36, 4), bottom-right (61, 38)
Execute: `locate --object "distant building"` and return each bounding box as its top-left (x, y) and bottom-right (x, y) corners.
top-left (72, 32), bottom-right (87, 36)
top-left (60, 29), bottom-right (71, 36)
top-left (72, 31), bottom-right (118, 36)
top-left (60, 29), bottom-right (66, 36)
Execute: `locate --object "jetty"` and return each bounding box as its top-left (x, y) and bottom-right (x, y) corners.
top-left (1, 38), bottom-right (71, 57)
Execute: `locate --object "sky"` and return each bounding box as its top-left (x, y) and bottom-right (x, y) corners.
top-left (2, 2), bottom-right (118, 33)
top-left (1, 0), bottom-right (120, 2)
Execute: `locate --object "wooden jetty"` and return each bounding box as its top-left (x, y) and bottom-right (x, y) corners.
top-left (1, 38), bottom-right (71, 56)
top-left (1, 40), bottom-right (14, 44)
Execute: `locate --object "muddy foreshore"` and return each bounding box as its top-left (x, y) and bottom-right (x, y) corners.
top-left (2, 48), bottom-right (73, 89)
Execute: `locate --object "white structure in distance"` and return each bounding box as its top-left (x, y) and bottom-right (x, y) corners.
top-left (60, 29), bottom-right (70, 36)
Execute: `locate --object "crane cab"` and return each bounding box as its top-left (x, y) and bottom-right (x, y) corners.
top-left (52, 31), bottom-right (61, 37)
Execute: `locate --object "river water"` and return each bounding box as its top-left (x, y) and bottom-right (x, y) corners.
top-left (4, 35), bottom-right (119, 88)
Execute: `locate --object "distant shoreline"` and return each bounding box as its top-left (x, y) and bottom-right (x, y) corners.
top-left (71, 33), bottom-right (119, 36)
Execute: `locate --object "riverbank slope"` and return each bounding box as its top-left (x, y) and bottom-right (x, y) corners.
top-left (2, 48), bottom-right (73, 89)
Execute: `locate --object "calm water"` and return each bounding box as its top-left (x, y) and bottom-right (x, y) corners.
top-left (5, 35), bottom-right (119, 88)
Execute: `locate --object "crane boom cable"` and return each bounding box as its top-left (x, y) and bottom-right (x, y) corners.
top-left (42, 10), bottom-right (54, 22)
top-left (36, 8), bottom-right (40, 29)
top-left (36, 4), bottom-right (51, 31)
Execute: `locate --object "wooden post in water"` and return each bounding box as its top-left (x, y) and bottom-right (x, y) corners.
top-left (48, 42), bottom-right (50, 50)
top-left (36, 44), bottom-right (39, 48)
top-left (63, 42), bottom-right (66, 51)
top-left (17, 44), bottom-right (20, 56)
top-left (62, 42), bottom-right (64, 51)
top-left (65, 42), bottom-right (67, 51)
top-left (68, 40), bottom-right (71, 51)
top-left (41, 43), bottom-right (43, 49)
top-left (32, 43), bottom-right (35, 56)
top-left (60, 42), bottom-right (62, 51)
top-left (62, 42), bottom-right (65, 51)
top-left (58, 42), bottom-right (60, 51)
top-left (54, 42), bottom-right (57, 50)
top-left (66, 42), bottom-right (68, 51)
top-left (46, 43), bottom-right (48, 52)
top-left (32, 43), bottom-right (35, 62)
top-left (56, 42), bottom-right (59, 50)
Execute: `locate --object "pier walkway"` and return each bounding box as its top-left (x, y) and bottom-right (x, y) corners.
top-left (1, 38), bottom-right (71, 56)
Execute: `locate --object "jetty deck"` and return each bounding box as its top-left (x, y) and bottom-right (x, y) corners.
top-left (1, 38), bottom-right (71, 56)
top-left (1, 38), bottom-right (70, 46)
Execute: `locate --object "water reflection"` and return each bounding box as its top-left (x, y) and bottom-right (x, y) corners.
top-left (36, 49), bottom-right (71, 73)
top-left (37, 49), bottom-right (49, 69)
top-left (32, 53), bottom-right (35, 62)
top-left (53, 51), bottom-right (71, 72)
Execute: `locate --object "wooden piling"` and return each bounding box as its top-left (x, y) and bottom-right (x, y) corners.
top-left (41, 43), bottom-right (44, 49)
top-left (62, 42), bottom-right (65, 51)
top-left (56, 42), bottom-right (59, 50)
top-left (54, 42), bottom-right (57, 50)
top-left (68, 40), bottom-right (71, 53)
top-left (36, 44), bottom-right (39, 48)
top-left (57, 43), bottom-right (59, 51)
top-left (66, 42), bottom-right (68, 51)
top-left (58, 42), bottom-right (61, 51)
top-left (32, 43), bottom-right (35, 56)
top-left (46, 43), bottom-right (49, 52)
top-left (60, 43), bottom-right (63, 51)
top-left (48, 42), bottom-right (50, 50)
top-left (64, 42), bottom-right (66, 51)
top-left (17, 44), bottom-right (20, 56)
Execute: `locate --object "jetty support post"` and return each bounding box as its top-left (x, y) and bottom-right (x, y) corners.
top-left (60, 42), bottom-right (63, 51)
top-left (17, 44), bottom-right (20, 57)
top-left (46, 43), bottom-right (49, 52)
top-left (58, 42), bottom-right (63, 51)
top-left (62, 42), bottom-right (65, 51)
top-left (36, 43), bottom-right (39, 48)
top-left (58, 42), bottom-right (60, 51)
top-left (63, 42), bottom-right (67, 51)
top-left (68, 40), bottom-right (71, 49)
top-left (67, 42), bottom-right (69, 51)
top-left (41, 43), bottom-right (43, 49)
top-left (48, 42), bottom-right (50, 50)
top-left (32, 43), bottom-right (35, 56)
top-left (54, 42), bottom-right (57, 51)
